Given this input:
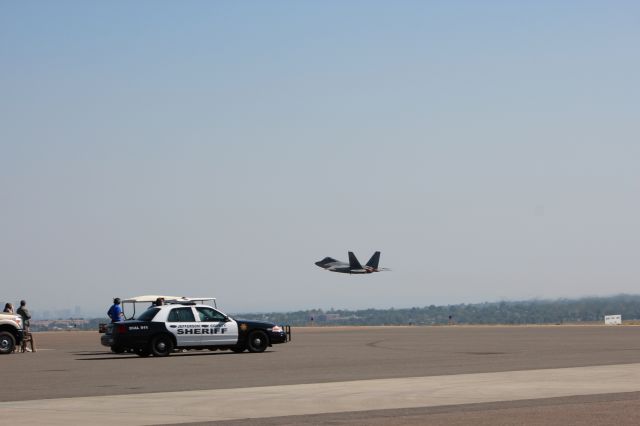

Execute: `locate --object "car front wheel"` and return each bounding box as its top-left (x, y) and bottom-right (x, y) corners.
top-left (246, 330), bottom-right (268, 353)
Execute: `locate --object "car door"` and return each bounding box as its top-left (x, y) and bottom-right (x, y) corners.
top-left (195, 306), bottom-right (239, 345)
top-left (166, 306), bottom-right (199, 346)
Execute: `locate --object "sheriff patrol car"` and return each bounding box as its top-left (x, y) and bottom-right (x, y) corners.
top-left (100, 299), bottom-right (291, 357)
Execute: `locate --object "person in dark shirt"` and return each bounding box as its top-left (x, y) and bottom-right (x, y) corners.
top-left (3, 302), bottom-right (13, 313)
top-left (17, 300), bottom-right (32, 352)
top-left (17, 300), bottom-right (30, 329)
top-left (107, 298), bottom-right (124, 323)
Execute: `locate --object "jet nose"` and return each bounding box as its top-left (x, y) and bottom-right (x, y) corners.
top-left (315, 261), bottom-right (322, 266)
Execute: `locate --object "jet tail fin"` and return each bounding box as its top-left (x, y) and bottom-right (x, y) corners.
top-left (348, 252), bottom-right (363, 270)
top-left (366, 251), bottom-right (380, 268)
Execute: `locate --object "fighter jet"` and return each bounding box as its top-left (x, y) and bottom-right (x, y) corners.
top-left (315, 251), bottom-right (387, 274)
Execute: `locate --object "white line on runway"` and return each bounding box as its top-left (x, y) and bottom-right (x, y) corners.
top-left (2, 363), bottom-right (640, 425)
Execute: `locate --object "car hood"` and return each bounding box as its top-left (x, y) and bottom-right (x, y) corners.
top-left (0, 313), bottom-right (19, 320)
top-left (235, 319), bottom-right (278, 328)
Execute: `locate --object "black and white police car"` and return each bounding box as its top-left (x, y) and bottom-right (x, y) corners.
top-left (100, 296), bottom-right (291, 357)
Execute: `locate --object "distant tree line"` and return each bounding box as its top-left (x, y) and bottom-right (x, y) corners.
top-left (31, 295), bottom-right (640, 330)
top-left (233, 294), bottom-right (640, 326)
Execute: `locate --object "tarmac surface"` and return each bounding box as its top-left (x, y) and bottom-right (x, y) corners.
top-left (1, 326), bottom-right (640, 424)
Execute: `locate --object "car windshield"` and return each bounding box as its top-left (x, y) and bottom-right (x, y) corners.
top-left (137, 308), bottom-right (160, 321)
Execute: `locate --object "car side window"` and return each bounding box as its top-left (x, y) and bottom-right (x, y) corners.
top-left (196, 307), bottom-right (226, 322)
top-left (168, 307), bottom-right (196, 322)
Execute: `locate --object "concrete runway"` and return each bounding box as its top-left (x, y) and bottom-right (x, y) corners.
top-left (2, 326), bottom-right (640, 424)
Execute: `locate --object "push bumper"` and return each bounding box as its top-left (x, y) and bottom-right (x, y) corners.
top-left (269, 325), bottom-right (291, 344)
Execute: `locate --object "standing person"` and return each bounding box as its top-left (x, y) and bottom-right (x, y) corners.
top-left (17, 300), bottom-right (32, 352)
top-left (107, 298), bottom-right (124, 323)
top-left (17, 300), bottom-right (31, 329)
top-left (3, 302), bottom-right (13, 313)
top-left (150, 297), bottom-right (165, 308)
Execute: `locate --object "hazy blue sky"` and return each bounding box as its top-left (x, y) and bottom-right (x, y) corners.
top-left (1, 1), bottom-right (639, 317)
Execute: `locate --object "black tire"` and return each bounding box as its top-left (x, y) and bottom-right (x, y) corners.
top-left (111, 345), bottom-right (125, 354)
top-left (150, 335), bottom-right (174, 357)
top-left (246, 330), bottom-right (269, 353)
top-left (0, 331), bottom-right (16, 355)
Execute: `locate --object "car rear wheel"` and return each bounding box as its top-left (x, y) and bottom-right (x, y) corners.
top-left (0, 332), bottom-right (16, 354)
top-left (150, 335), bottom-right (173, 357)
top-left (246, 330), bottom-right (268, 353)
